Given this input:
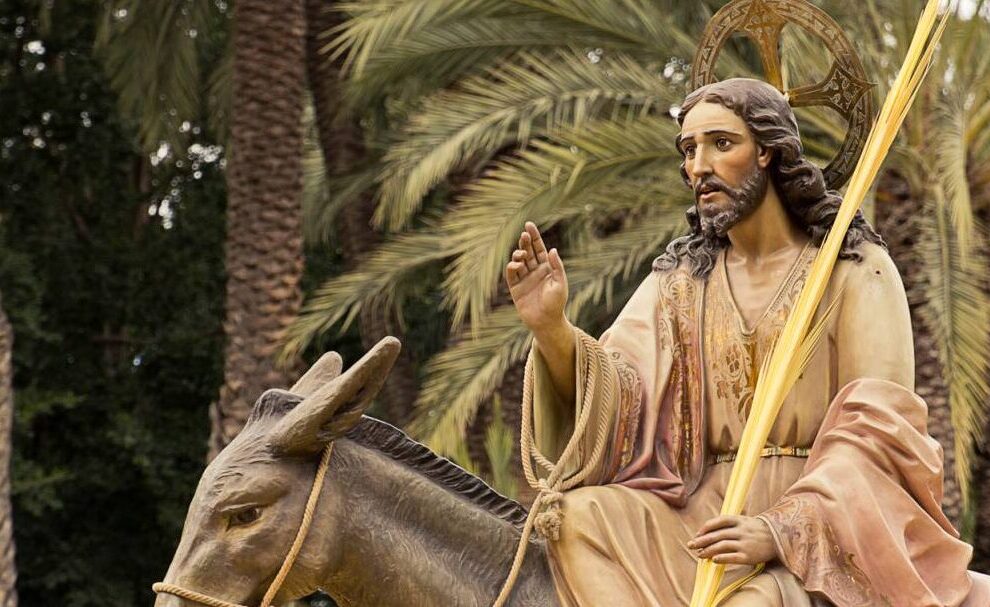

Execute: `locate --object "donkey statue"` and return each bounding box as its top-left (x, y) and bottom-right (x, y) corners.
top-left (155, 337), bottom-right (558, 607)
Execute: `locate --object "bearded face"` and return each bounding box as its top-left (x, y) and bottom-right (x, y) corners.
top-left (694, 163), bottom-right (768, 238)
top-left (677, 100), bottom-right (773, 239)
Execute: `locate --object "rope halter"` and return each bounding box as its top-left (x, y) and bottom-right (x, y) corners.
top-left (153, 442), bottom-right (335, 607)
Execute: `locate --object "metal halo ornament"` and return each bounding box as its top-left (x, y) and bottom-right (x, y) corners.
top-left (691, 0), bottom-right (874, 190)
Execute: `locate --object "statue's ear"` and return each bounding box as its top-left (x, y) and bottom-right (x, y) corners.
top-left (757, 144), bottom-right (773, 169)
top-left (291, 352), bottom-right (343, 397)
top-left (269, 337), bottom-right (401, 455)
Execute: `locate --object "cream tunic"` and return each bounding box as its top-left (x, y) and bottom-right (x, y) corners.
top-left (531, 242), bottom-right (918, 606)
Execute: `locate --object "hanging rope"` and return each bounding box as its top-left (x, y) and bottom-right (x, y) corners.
top-left (492, 331), bottom-right (616, 606)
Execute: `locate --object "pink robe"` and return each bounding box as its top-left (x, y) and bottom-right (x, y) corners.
top-left (529, 243), bottom-right (989, 605)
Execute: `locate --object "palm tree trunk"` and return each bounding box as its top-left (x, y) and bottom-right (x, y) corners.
top-left (209, 0), bottom-right (308, 459)
top-left (875, 171), bottom-right (962, 526)
top-left (0, 294), bottom-right (18, 606)
top-left (304, 0), bottom-right (419, 426)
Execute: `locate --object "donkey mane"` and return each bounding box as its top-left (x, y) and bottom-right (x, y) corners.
top-left (347, 416), bottom-right (530, 530)
top-left (245, 389), bottom-right (529, 530)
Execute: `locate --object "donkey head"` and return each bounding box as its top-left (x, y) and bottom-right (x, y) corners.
top-left (155, 337), bottom-right (401, 606)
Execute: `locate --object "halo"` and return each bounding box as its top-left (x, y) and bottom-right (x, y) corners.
top-left (691, 0), bottom-right (874, 189)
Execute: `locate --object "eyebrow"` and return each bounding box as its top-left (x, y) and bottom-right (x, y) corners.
top-left (676, 128), bottom-right (746, 150)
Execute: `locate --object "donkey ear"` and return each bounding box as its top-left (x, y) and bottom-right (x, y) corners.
top-left (268, 337), bottom-right (401, 455)
top-left (291, 352), bottom-right (343, 397)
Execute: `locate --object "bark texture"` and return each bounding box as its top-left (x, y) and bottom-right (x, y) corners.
top-left (0, 295), bottom-right (17, 606)
top-left (970, 203), bottom-right (990, 571)
top-left (209, 0), bottom-right (308, 459)
top-left (304, 0), bottom-right (419, 426)
top-left (874, 171), bottom-right (962, 526)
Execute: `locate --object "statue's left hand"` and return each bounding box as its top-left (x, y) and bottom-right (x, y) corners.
top-left (687, 515), bottom-right (778, 565)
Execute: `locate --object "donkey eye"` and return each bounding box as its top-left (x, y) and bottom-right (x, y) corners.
top-left (228, 507), bottom-right (263, 528)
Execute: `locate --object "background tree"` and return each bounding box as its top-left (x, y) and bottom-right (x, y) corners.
top-left (208, 0), bottom-right (309, 457)
top-left (290, 0), bottom-right (990, 541)
top-left (0, 293), bottom-right (16, 606)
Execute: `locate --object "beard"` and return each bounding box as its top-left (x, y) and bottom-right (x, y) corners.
top-left (695, 165), bottom-right (769, 238)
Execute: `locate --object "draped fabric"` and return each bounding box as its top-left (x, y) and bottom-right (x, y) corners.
top-left (528, 243), bottom-right (988, 605)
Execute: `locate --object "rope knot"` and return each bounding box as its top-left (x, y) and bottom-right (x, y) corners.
top-left (534, 479), bottom-right (565, 541)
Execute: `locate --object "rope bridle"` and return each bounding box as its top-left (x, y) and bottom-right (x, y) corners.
top-left (152, 442), bottom-right (335, 607)
top-left (154, 344), bottom-right (612, 607)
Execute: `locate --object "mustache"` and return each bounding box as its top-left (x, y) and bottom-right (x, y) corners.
top-left (694, 176), bottom-right (741, 202)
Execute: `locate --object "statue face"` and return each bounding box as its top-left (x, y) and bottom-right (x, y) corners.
top-left (678, 101), bottom-right (771, 237)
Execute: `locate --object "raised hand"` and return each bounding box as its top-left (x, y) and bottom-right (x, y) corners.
top-left (504, 222), bottom-right (568, 335)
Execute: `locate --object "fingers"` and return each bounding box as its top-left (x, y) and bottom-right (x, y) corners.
top-left (688, 527), bottom-right (740, 550)
top-left (548, 248), bottom-right (565, 276)
top-left (519, 231), bottom-right (539, 271)
top-left (525, 221), bottom-right (549, 263)
top-left (697, 539), bottom-right (742, 560)
top-left (696, 515), bottom-right (740, 536)
top-left (712, 552), bottom-right (750, 565)
top-left (504, 261), bottom-right (526, 286)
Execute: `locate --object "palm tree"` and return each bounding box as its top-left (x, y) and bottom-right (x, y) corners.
top-left (207, 0), bottom-right (309, 457)
top-left (286, 0), bottom-right (990, 533)
top-left (98, 0), bottom-right (310, 458)
top-left (0, 294), bottom-right (16, 606)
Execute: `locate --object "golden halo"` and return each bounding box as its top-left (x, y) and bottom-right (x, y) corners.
top-left (691, 0), bottom-right (874, 189)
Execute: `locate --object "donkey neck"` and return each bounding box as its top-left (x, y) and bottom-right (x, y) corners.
top-left (317, 435), bottom-right (554, 607)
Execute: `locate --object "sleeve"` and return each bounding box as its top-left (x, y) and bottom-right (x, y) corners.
top-left (834, 243), bottom-right (915, 391)
top-left (756, 247), bottom-right (972, 606)
top-left (528, 270), bottom-right (665, 486)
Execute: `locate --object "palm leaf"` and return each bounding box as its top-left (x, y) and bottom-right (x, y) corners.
top-left (327, 0), bottom-right (503, 76)
top-left (917, 198), bottom-right (990, 512)
top-left (440, 115), bottom-right (682, 329)
top-left (280, 231), bottom-right (449, 360)
top-left (410, 207), bottom-right (684, 456)
top-left (375, 50), bottom-right (681, 230)
top-left (341, 17), bottom-right (656, 110)
top-left (96, 0), bottom-right (218, 153)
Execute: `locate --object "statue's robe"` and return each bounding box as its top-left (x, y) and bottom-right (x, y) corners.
top-left (529, 242), bottom-right (988, 606)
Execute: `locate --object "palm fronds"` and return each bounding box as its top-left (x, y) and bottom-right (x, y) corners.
top-left (917, 199), bottom-right (990, 511)
top-left (410, 207), bottom-right (684, 457)
top-left (281, 231), bottom-right (449, 360)
top-left (441, 115), bottom-right (683, 329)
top-left (374, 50), bottom-right (679, 230)
top-left (96, 0), bottom-right (221, 153)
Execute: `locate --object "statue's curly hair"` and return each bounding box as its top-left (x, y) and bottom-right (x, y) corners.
top-left (654, 78), bottom-right (884, 277)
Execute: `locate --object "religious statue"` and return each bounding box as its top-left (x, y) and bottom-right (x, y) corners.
top-left (152, 2), bottom-right (990, 606)
top-left (503, 3), bottom-right (990, 604)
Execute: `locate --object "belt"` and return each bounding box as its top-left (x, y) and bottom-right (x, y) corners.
top-left (707, 446), bottom-right (811, 465)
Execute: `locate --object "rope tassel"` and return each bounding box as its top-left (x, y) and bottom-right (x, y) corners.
top-left (492, 331), bottom-right (615, 606)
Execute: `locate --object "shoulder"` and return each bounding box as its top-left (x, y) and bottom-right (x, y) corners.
top-left (833, 242), bottom-right (905, 296)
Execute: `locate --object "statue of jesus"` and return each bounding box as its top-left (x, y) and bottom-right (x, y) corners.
top-left (505, 78), bottom-right (987, 606)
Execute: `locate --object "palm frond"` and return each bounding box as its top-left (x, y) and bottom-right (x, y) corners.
top-left (440, 115), bottom-right (682, 329)
top-left (327, 0), bottom-right (502, 76)
top-left (934, 95), bottom-right (976, 255)
top-left (483, 395), bottom-right (518, 497)
top-left (206, 31), bottom-right (233, 144)
top-left (299, 102), bottom-right (381, 246)
top-left (96, 0), bottom-right (218, 153)
top-left (280, 231), bottom-right (449, 360)
top-left (341, 17), bottom-right (659, 110)
top-left (374, 50), bottom-right (680, 230)
top-left (410, 207), bottom-right (684, 456)
top-left (917, 198), bottom-right (990, 513)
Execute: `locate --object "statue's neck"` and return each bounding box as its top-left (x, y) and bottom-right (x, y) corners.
top-left (315, 441), bottom-right (547, 607)
top-left (726, 184), bottom-right (808, 262)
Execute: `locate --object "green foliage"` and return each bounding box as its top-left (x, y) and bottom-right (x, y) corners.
top-left (95, 0), bottom-right (229, 152)
top-left (1, 1), bottom-right (227, 603)
top-left (293, 0), bottom-right (990, 520)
